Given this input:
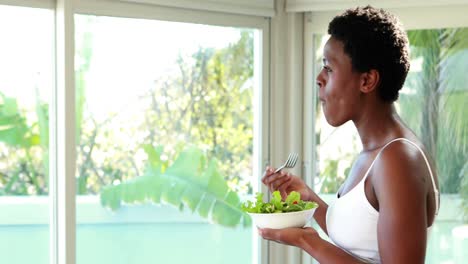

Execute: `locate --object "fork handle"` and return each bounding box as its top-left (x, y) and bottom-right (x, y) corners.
top-left (273, 165), bottom-right (285, 174)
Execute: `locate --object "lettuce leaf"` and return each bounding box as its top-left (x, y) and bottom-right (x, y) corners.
top-left (241, 190), bottom-right (318, 214)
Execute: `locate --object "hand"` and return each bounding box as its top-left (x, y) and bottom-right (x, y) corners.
top-left (261, 166), bottom-right (314, 201)
top-left (258, 226), bottom-right (319, 248)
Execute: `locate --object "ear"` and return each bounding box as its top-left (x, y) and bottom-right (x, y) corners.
top-left (360, 69), bottom-right (380, 94)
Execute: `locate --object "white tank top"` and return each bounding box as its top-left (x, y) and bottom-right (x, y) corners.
top-left (325, 138), bottom-right (439, 263)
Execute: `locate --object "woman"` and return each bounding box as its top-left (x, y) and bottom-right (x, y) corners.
top-left (260, 6), bottom-right (439, 264)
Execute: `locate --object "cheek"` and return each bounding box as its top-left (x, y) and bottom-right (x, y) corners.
top-left (321, 82), bottom-right (358, 126)
top-left (325, 75), bottom-right (359, 105)
top-left (323, 83), bottom-right (346, 108)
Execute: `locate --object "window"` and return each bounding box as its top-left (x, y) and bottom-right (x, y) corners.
top-left (74, 14), bottom-right (264, 264)
top-left (0, 1), bottom-right (270, 264)
top-left (0, 5), bottom-right (54, 264)
top-left (402, 27), bottom-right (467, 263)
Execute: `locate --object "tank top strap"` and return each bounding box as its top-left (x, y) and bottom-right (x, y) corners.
top-left (360, 138), bottom-right (439, 215)
top-left (361, 138), bottom-right (407, 182)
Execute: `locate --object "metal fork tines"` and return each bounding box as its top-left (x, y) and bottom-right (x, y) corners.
top-left (274, 152), bottom-right (299, 173)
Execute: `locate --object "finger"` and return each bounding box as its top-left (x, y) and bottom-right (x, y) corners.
top-left (263, 172), bottom-right (280, 186)
top-left (271, 173), bottom-right (291, 190)
top-left (263, 170), bottom-right (288, 185)
top-left (277, 176), bottom-right (293, 198)
top-left (259, 228), bottom-right (286, 245)
top-left (258, 228), bottom-right (276, 241)
top-left (261, 167), bottom-right (275, 184)
top-left (267, 172), bottom-right (289, 191)
top-left (268, 171), bottom-right (285, 190)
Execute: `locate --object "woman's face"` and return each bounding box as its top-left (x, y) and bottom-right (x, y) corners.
top-left (316, 37), bottom-right (363, 127)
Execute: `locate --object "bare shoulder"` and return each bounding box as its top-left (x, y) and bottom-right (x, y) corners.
top-left (377, 139), bottom-right (430, 175)
top-left (372, 139), bottom-right (430, 200)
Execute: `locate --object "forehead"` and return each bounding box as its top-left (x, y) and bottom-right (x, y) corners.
top-left (323, 37), bottom-right (349, 65)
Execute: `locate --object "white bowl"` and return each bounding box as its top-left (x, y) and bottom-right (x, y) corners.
top-left (248, 208), bottom-right (316, 229)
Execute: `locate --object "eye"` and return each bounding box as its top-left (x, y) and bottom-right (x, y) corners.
top-left (322, 65), bottom-right (332, 73)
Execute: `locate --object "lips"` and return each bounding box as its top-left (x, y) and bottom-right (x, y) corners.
top-left (318, 92), bottom-right (325, 102)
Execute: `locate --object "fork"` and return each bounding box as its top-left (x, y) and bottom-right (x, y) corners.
top-left (274, 153), bottom-right (299, 173)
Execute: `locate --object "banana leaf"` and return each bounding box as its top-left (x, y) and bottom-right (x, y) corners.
top-left (100, 145), bottom-right (251, 228)
top-left (0, 93), bottom-right (31, 147)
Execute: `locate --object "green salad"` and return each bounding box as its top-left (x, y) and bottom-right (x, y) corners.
top-left (241, 191), bottom-right (318, 213)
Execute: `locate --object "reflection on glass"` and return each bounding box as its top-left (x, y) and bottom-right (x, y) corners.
top-left (75, 15), bottom-right (258, 264)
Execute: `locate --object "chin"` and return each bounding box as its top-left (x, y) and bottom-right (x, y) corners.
top-left (324, 115), bottom-right (346, 127)
top-left (327, 121), bottom-right (342, 127)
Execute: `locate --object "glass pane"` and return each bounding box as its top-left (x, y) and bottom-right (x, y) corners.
top-left (312, 28), bottom-right (468, 263)
top-left (0, 5), bottom-right (54, 264)
top-left (402, 27), bottom-right (468, 264)
top-left (75, 15), bottom-right (260, 264)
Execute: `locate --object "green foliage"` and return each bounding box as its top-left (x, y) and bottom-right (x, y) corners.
top-left (69, 21), bottom-right (255, 197)
top-left (0, 92), bottom-right (47, 195)
top-left (1, 24), bottom-right (255, 208)
top-left (0, 93), bottom-right (31, 147)
top-left (318, 159), bottom-right (348, 194)
top-left (136, 30), bottom-right (255, 195)
top-left (400, 28), bottom-right (468, 221)
top-left (100, 145), bottom-right (251, 228)
top-left (404, 28), bottom-right (468, 194)
top-left (0, 23), bottom-right (258, 230)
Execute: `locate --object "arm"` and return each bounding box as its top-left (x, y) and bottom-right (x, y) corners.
top-left (259, 227), bottom-right (367, 264)
top-left (373, 142), bottom-right (429, 263)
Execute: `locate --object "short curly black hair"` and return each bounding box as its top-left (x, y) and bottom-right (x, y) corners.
top-left (328, 5), bottom-right (410, 102)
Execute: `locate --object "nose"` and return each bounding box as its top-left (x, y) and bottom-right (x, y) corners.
top-left (316, 70), bottom-right (325, 89)
top-left (316, 80), bottom-right (322, 89)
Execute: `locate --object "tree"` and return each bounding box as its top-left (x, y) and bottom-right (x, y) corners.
top-left (0, 91), bottom-right (48, 195)
top-left (100, 31), bottom-right (256, 227)
top-left (138, 31), bottom-right (255, 194)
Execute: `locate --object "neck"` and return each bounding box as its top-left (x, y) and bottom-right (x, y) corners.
top-left (354, 103), bottom-right (402, 151)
